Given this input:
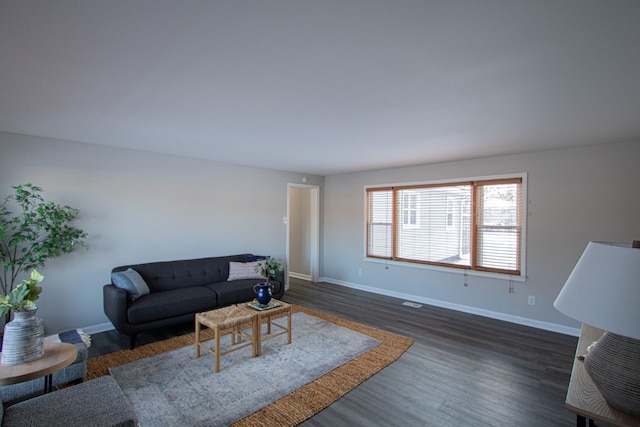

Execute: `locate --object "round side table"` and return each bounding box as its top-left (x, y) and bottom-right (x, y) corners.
top-left (0, 342), bottom-right (77, 393)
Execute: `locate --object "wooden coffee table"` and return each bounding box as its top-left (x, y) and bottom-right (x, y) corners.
top-left (237, 299), bottom-right (292, 356)
top-left (0, 342), bottom-right (77, 393)
top-left (195, 305), bottom-right (258, 372)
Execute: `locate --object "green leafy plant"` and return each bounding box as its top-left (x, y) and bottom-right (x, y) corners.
top-left (255, 257), bottom-right (284, 284)
top-left (0, 183), bottom-right (88, 302)
top-left (0, 270), bottom-right (44, 316)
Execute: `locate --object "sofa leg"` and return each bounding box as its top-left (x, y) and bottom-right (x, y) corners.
top-left (129, 334), bottom-right (137, 350)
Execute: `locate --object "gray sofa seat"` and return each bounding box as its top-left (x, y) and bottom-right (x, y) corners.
top-left (104, 254), bottom-right (285, 349)
top-left (1, 376), bottom-right (137, 427)
top-left (126, 286), bottom-right (217, 324)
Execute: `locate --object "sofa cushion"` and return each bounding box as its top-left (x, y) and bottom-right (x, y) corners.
top-left (111, 268), bottom-right (150, 300)
top-left (2, 376), bottom-right (137, 427)
top-left (227, 261), bottom-right (264, 281)
top-left (126, 287), bottom-right (217, 324)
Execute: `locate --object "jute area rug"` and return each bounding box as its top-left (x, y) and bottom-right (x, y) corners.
top-left (86, 305), bottom-right (414, 426)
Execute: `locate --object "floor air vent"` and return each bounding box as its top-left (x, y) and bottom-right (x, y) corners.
top-left (402, 301), bottom-right (422, 308)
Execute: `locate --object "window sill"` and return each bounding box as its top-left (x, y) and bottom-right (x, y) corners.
top-left (363, 257), bottom-right (527, 282)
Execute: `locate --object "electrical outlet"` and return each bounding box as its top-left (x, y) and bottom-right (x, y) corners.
top-left (357, 268), bottom-right (363, 276)
top-left (528, 296), bottom-right (535, 306)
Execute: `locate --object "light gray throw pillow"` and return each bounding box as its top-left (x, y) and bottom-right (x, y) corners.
top-left (111, 268), bottom-right (150, 300)
top-left (228, 261), bottom-right (265, 281)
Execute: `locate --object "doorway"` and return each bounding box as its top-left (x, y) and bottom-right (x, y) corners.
top-left (286, 184), bottom-right (319, 290)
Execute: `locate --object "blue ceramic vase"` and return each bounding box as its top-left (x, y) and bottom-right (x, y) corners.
top-left (253, 283), bottom-right (273, 306)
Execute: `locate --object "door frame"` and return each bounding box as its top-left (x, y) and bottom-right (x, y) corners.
top-left (286, 183), bottom-right (320, 289)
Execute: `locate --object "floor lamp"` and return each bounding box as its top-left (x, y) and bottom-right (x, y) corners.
top-left (554, 241), bottom-right (640, 417)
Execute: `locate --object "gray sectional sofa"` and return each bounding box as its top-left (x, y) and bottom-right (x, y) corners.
top-left (103, 254), bottom-right (285, 349)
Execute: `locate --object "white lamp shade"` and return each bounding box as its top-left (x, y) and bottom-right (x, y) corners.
top-left (554, 241), bottom-right (640, 340)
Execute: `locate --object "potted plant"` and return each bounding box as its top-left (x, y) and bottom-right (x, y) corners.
top-left (0, 269), bottom-right (46, 364)
top-left (0, 183), bottom-right (88, 325)
top-left (0, 269), bottom-right (44, 317)
top-left (253, 257), bottom-right (284, 306)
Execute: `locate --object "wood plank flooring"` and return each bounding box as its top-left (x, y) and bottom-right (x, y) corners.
top-left (89, 278), bottom-right (579, 426)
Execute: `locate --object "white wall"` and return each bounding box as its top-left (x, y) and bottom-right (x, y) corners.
top-left (0, 132), bottom-right (322, 334)
top-left (322, 141), bottom-right (640, 334)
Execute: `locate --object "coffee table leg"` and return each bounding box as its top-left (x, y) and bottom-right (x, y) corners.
top-left (287, 307), bottom-right (292, 344)
top-left (257, 315), bottom-right (263, 356)
top-left (252, 316), bottom-right (258, 358)
top-left (215, 326), bottom-right (221, 373)
top-left (195, 315), bottom-right (201, 358)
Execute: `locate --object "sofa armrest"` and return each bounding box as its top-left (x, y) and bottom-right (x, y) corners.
top-left (275, 269), bottom-right (285, 286)
top-left (103, 284), bottom-right (130, 331)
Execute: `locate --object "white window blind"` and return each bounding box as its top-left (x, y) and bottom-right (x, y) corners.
top-left (366, 188), bottom-right (392, 258)
top-left (475, 180), bottom-right (522, 274)
top-left (395, 185), bottom-right (471, 266)
top-left (366, 177), bottom-right (523, 276)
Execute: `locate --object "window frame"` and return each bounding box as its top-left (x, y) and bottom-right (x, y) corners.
top-left (365, 173), bottom-right (527, 280)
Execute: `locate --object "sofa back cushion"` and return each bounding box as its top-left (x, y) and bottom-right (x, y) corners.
top-left (112, 254), bottom-right (250, 293)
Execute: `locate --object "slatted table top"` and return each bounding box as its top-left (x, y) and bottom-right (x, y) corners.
top-left (196, 305), bottom-right (257, 330)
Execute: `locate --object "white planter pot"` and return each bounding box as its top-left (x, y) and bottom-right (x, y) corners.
top-left (1, 307), bottom-right (45, 365)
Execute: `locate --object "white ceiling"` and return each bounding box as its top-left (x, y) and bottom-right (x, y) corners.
top-left (1, 1), bottom-right (640, 176)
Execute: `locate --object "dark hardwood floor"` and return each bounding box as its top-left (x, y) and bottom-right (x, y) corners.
top-left (89, 278), bottom-right (579, 427)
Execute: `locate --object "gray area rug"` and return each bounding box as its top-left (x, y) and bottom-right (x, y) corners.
top-left (109, 312), bottom-right (381, 426)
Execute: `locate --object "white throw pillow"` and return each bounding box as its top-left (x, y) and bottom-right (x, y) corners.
top-left (227, 261), bottom-right (265, 281)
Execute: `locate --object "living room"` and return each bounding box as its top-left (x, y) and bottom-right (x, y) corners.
top-left (3, 131), bottom-right (639, 338)
top-left (1, 1), bottom-right (640, 426)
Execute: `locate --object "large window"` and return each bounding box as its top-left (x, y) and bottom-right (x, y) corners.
top-left (366, 176), bottom-right (524, 276)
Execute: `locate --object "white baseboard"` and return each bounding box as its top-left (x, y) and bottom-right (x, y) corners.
top-left (318, 276), bottom-right (580, 337)
top-left (81, 322), bottom-right (114, 335)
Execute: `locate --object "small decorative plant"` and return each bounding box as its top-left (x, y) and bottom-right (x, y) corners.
top-left (0, 269), bottom-right (44, 317)
top-left (255, 257), bottom-right (284, 285)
